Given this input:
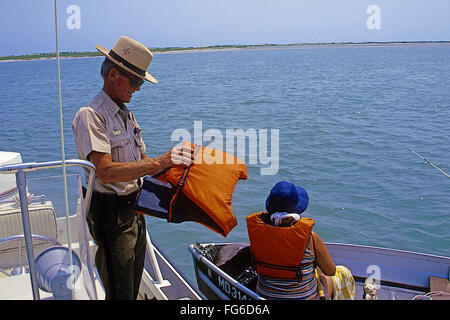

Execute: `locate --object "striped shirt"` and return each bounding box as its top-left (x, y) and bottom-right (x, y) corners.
top-left (256, 245), bottom-right (318, 300)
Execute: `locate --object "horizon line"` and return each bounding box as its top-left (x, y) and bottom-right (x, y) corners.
top-left (2, 40), bottom-right (450, 60)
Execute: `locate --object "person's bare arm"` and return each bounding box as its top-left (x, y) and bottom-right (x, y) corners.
top-left (311, 231), bottom-right (336, 276)
top-left (88, 145), bottom-right (193, 184)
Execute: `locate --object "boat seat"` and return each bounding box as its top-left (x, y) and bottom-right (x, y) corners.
top-left (0, 200), bottom-right (58, 269)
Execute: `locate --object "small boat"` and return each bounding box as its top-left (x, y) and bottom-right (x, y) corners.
top-left (189, 241), bottom-right (450, 300)
top-left (0, 151), bottom-right (203, 300)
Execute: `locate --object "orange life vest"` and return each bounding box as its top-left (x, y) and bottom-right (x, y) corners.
top-left (246, 212), bottom-right (315, 280)
top-left (161, 142), bottom-right (248, 237)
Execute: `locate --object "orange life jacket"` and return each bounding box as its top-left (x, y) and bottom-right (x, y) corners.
top-left (161, 142), bottom-right (248, 237)
top-left (246, 212), bottom-right (315, 280)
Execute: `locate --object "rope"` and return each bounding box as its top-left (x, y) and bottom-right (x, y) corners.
top-left (54, 0), bottom-right (75, 298)
top-left (411, 291), bottom-right (450, 300)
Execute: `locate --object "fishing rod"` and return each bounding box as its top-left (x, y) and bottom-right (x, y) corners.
top-left (409, 148), bottom-right (450, 179)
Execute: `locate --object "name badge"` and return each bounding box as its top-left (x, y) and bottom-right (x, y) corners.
top-left (113, 130), bottom-right (122, 136)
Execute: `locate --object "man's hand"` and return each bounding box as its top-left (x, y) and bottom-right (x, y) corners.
top-left (170, 144), bottom-right (195, 167)
top-left (87, 144), bottom-right (195, 184)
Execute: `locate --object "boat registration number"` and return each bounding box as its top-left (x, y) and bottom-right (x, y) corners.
top-left (217, 275), bottom-right (252, 300)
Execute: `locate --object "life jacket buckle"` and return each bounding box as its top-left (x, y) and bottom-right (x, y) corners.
top-left (296, 269), bottom-right (303, 282)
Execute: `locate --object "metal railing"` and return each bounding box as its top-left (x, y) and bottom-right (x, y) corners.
top-left (0, 159), bottom-right (96, 300)
top-left (0, 234), bottom-right (61, 276)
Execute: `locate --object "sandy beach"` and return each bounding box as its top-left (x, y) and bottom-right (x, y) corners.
top-left (2, 41), bottom-right (449, 63)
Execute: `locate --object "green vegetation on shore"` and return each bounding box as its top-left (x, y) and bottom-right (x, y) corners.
top-left (1, 41), bottom-right (449, 61)
top-left (0, 51), bottom-right (101, 61)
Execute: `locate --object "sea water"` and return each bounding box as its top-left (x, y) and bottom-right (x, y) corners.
top-left (1, 44), bottom-right (449, 283)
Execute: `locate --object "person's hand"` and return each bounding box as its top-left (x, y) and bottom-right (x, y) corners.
top-left (170, 144), bottom-right (195, 167)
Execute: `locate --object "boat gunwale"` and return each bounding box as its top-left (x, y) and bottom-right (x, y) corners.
top-left (325, 242), bottom-right (450, 261)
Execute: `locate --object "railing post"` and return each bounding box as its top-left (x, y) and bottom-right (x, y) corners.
top-left (145, 230), bottom-right (170, 287)
top-left (15, 169), bottom-right (40, 300)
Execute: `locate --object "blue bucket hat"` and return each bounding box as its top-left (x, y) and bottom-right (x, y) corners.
top-left (265, 181), bottom-right (309, 214)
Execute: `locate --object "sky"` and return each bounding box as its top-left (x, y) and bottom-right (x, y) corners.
top-left (0, 0), bottom-right (449, 56)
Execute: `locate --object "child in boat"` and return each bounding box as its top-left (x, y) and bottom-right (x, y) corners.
top-left (246, 181), bottom-right (355, 300)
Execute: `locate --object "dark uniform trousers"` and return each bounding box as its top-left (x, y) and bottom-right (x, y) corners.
top-left (86, 189), bottom-right (146, 300)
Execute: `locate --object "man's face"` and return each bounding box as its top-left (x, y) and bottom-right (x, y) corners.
top-left (110, 68), bottom-right (143, 104)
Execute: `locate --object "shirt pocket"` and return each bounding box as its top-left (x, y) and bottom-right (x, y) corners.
top-left (110, 135), bottom-right (128, 162)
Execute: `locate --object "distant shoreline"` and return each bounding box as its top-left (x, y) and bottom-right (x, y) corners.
top-left (1, 41), bottom-right (449, 62)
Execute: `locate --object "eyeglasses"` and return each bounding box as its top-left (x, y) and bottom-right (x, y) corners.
top-left (119, 70), bottom-right (144, 88)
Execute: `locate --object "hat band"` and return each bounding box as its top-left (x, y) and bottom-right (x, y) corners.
top-left (109, 50), bottom-right (146, 77)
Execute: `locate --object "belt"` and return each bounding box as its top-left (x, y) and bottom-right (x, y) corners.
top-left (83, 187), bottom-right (140, 208)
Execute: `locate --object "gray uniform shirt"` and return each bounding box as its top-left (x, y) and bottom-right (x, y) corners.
top-left (72, 90), bottom-right (146, 195)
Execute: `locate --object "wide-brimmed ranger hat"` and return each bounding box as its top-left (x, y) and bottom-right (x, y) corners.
top-left (96, 35), bottom-right (158, 83)
top-left (265, 181), bottom-right (309, 214)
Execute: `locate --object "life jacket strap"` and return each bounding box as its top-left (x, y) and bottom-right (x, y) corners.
top-left (256, 260), bottom-right (313, 282)
top-left (168, 144), bottom-right (201, 221)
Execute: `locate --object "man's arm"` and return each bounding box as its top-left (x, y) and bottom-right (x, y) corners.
top-left (88, 145), bottom-right (194, 184)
